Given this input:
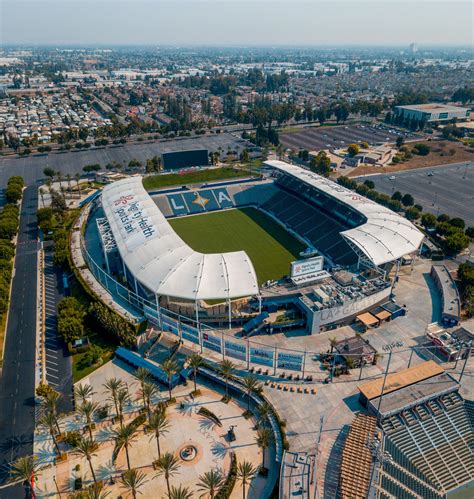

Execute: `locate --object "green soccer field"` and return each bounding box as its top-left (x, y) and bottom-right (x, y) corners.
top-left (169, 207), bottom-right (305, 284)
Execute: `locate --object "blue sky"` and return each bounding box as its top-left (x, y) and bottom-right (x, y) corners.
top-left (1, 1), bottom-right (473, 46)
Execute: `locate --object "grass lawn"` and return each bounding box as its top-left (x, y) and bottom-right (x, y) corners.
top-left (169, 207), bottom-right (305, 284)
top-left (143, 167), bottom-right (255, 191)
top-left (72, 332), bottom-right (115, 382)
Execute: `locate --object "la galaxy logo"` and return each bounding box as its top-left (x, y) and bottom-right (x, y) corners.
top-left (193, 193), bottom-right (209, 208)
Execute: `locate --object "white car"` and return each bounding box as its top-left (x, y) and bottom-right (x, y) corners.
top-left (389, 175), bottom-right (396, 180)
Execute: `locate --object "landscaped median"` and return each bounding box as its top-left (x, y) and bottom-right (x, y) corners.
top-left (0, 176), bottom-right (24, 367)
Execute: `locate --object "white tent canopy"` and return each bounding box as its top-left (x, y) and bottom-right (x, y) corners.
top-left (101, 177), bottom-right (259, 301)
top-left (265, 161), bottom-right (424, 266)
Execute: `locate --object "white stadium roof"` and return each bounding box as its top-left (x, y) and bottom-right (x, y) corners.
top-left (265, 161), bottom-right (424, 266)
top-left (101, 177), bottom-right (258, 301)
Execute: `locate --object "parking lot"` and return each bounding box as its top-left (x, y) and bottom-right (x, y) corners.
top-left (0, 133), bottom-right (252, 186)
top-left (280, 124), bottom-right (421, 152)
top-left (355, 161), bottom-right (474, 225)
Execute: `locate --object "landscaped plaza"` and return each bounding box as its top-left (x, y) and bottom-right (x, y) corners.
top-left (34, 360), bottom-right (276, 498)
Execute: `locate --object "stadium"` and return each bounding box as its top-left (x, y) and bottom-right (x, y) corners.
top-left (81, 160), bottom-right (424, 347)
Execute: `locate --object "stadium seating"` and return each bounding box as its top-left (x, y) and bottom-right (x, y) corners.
top-left (381, 393), bottom-right (474, 496)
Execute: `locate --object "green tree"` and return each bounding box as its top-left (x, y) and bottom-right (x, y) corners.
top-left (405, 207), bottom-right (420, 220)
top-left (363, 180), bottom-right (375, 190)
top-left (147, 408), bottom-right (170, 458)
top-left (444, 233), bottom-right (471, 254)
top-left (154, 452), bottom-right (181, 497)
top-left (39, 411), bottom-right (62, 456)
top-left (73, 437), bottom-right (99, 485)
top-left (9, 456), bottom-right (40, 498)
top-left (255, 427), bottom-right (274, 471)
top-left (401, 193), bottom-right (414, 207)
top-left (188, 354), bottom-right (204, 394)
top-left (162, 359), bottom-right (178, 401)
top-left (236, 461), bottom-right (257, 499)
top-left (169, 485), bottom-right (193, 499)
top-left (134, 367), bottom-right (151, 411)
top-left (219, 359), bottom-right (235, 400)
top-left (242, 374), bottom-right (260, 413)
top-left (103, 377), bottom-right (125, 421)
top-left (347, 144), bottom-right (360, 157)
top-left (196, 469), bottom-right (224, 498)
top-left (113, 423), bottom-right (138, 470)
top-left (77, 401), bottom-right (99, 440)
top-left (421, 213), bottom-right (437, 228)
top-left (119, 468), bottom-right (148, 499)
top-left (116, 386), bottom-right (131, 427)
top-left (396, 136), bottom-right (405, 148)
top-left (74, 383), bottom-right (94, 406)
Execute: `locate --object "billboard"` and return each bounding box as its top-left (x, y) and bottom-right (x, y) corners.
top-left (291, 256), bottom-right (324, 278)
top-left (162, 149), bottom-right (209, 170)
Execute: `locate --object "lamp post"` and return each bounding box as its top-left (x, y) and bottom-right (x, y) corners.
top-left (367, 434), bottom-right (393, 499)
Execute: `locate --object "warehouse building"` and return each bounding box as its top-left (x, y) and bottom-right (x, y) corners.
top-left (393, 103), bottom-right (470, 123)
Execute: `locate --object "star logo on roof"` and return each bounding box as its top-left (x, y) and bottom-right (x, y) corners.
top-left (193, 194), bottom-right (209, 208)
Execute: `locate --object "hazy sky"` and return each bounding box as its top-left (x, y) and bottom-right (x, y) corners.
top-left (1, 1), bottom-right (473, 46)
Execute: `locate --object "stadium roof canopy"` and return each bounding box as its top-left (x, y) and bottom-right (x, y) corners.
top-left (101, 177), bottom-right (259, 301)
top-left (265, 161), bottom-right (425, 266)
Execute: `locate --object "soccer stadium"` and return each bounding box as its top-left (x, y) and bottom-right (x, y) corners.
top-left (81, 160), bottom-right (424, 348)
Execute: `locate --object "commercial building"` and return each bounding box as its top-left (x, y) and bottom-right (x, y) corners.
top-left (393, 103), bottom-right (470, 123)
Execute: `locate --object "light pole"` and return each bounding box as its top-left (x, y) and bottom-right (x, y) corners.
top-left (367, 434), bottom-right (393, 498)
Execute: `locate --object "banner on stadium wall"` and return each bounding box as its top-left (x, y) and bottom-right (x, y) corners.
top-left (202, 331), bottom-right (222, 354)
top-left (291, 256), bottom-right (324, 278)
top-left (277, 352), bottom-right (303, 371)
top-left (225, 341), bottom-right (247, 361)
top-left (250, 347), bottom-right (274, 367)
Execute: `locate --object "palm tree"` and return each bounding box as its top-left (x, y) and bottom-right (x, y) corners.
top-left (113, 422), bottom-right (138, 470)
top-left (162, 359), bottom-right (178, 401)
top-left (73, 437), bottom-right (99, 485)
top-left (329, 337), bottom-right (338, 353)
top-left (154, 451), bottom-right (180, 497)
top-left (83, 483), bottom-right (110, 498)
top-left (103, 377), bottom-right (124, 421)
top-left (66, 173), bottom-right (72, 192)
top-left (74, 383), bottom-right (94, 406)
top-left (187, 354), bottom-right (203, 394)
top-left (75, 173), bottom-right (82, 196)
top-left (169, 485), bottom-right (193, 499)
top-left (77, 401), bottom-right (99, 440)
top-left (258, 401), bottom-right (272, 428)
top-left (56, 171), bottom-right (63, 193)
top-left (147, 408), bottom-right (170, 458)
top-left (219, 359), bottom-right (235, 400)
top-left (255, 427), bottom-right (273, 471)
top-left (196, 469), bottom-right (224, 498)
top-left (119, 468), bottom-right (148, 499)
top-left (242, 374), bottom-right (260, 413)
top-left (9, 455), bottom-right (40, 498)
top-left (117, 386), bottom-right (131, 427)
top-left (42, 389), bottom-right (62, 434)
top-left (134, 367), bottom-right (151, 410)
top-left (39, 411), bottom-right (62, 456)
top-left (236, 461), bottom-right (257, 499)
top-left (141, 381), bottom-right (158, 419)
top-left (39, 187), bottom-right (45, 207)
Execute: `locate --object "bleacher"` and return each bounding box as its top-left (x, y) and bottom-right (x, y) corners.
top-left (380, 391), bottom-right (474, 497)
top-left (261, 189), bottom-right (357, 265)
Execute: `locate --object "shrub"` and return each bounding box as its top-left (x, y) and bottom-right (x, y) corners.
top-left (363, 180), bottom-right (375, 189)
top-left (444, 233), bottom-right (471, 254)
top-left (215, 453), bottom-right (237, 499)
top-left (405, 207), bottom-right (421, 220)
top-left (347, 144), bottom-right (360, 157)
top-left (450, 217), bottom-right (465, 229)
top-left (401, 193), bottom-right (414, 207)
top-left (421, 213), bottom-right (437, 228)
top-left (412, 143), bottom-right (430, 156)
top-left (466, 227), bottom-right (474, 238)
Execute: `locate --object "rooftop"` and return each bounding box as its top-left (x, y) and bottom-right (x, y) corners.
top-left (358, 360), bottom-right (444, 401)
top-left (395, 103), bottom-right (469, 113)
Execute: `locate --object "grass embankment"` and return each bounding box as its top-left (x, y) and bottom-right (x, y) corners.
top-left (143, 167), bottom-right (255, 191)
top-left (169, 207), bottom-right (304, 284)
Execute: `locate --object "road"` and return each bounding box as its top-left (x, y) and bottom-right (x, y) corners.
top-left (0, 133), bottom-right (249, 187)
top-left (0, 186), bottom-right (39, 496)
top-left (43, 243), bottom-right (73, 413)
top-left (355, 161), bottom-right (474, 226)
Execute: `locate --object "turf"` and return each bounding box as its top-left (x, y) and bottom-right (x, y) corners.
top-left (143, 167), bottom-right (254, 191)
top-left (169, 207), bottom-right (305, 284)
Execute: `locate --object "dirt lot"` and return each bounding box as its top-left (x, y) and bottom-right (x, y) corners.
top-left (347, 140), bottom-right (474, 177)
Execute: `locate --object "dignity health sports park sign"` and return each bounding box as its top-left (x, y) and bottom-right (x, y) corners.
top-left (291, 256), bottom-right (324, 278)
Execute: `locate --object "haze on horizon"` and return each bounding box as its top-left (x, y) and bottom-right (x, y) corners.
top-left (1, 0), bottom-right (473, 47)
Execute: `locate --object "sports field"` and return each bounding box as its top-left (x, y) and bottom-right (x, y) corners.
top-left (169, 207), bottom-right (305, 284)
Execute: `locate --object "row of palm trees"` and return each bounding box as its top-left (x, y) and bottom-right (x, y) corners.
top-left (12, 353), bottom-right (273, 497)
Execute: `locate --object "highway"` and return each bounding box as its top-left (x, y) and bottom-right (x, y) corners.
top-left (0, 186), bottom-right (39, 496)
top-left (355, 161), bottom-right (474, 226)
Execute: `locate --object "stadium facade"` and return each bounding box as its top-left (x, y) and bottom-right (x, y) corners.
top-left (85, 161), bottom-right (424, 336)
